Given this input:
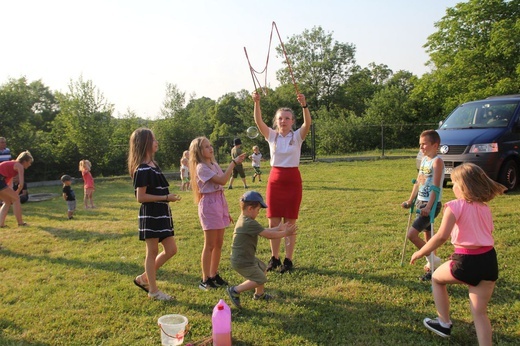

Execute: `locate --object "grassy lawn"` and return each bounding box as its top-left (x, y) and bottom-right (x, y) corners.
top-left (1, 159), bottom-right (519, 345)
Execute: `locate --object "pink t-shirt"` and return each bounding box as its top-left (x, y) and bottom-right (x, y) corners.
top-left (196, 162), bottom-right (224, 194)
top-left (82, 171), bottom-right (95, 189)
top-left (0, 160), bottom-right (17, 184)
top-left (445, 199), bottom-right (494, 248)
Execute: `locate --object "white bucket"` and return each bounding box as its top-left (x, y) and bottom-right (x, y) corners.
top-left (158, 314), bottom-right (189, 346)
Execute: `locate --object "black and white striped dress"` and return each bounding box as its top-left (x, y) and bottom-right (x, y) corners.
top-left (133, 163), bottom-right (174, 241)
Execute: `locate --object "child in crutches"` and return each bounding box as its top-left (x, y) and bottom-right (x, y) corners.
top-left (401, 130), bottom-right (444, 281)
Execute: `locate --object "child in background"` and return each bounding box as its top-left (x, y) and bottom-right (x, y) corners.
top-left (411, 163), bottom-right (506, 344)
top-left (180, 157), bottom-right (190, 191)
top-left (189, 136), bottom-right (246, 290)
top-left (61, 175), bottom-right (76, 220)
top-left (249, 146), bottom-right (263, 183)
top-left (228, 138), bottom-right (248, 189)
top-left (128, 128), bottom-right (181, 301)
top-left (79, 159), bottom-right (95, 209)
top-left (402, 130), bottom-right (444, 281)
top-left (227, 191), bottom-right (296, 308)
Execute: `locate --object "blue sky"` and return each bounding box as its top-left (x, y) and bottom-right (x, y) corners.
top-left (1, 0), bottom-right (461, 118)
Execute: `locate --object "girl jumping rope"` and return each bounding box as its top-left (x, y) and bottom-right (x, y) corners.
top-left (189, 136), bottom-right (246, 290)
top-left (410, 163), bottom-right (506, 345)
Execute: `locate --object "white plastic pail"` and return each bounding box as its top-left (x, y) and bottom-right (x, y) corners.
top-left (158, 314), bottom-right (188, 346)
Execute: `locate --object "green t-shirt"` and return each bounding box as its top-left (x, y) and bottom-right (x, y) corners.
top-left (231, 146), bottom-right (243, 166)
top-left (230, 214), bottom-right (264, 267)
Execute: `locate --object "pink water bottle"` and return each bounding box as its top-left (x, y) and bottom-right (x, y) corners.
top-left (212, 299), bottom-right (232, 346)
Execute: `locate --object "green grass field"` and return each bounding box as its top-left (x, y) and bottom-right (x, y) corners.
top-left (1, 159), bottom-right (519, 345)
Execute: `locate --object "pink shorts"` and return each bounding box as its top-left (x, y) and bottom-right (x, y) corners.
top-left (198, 190), bottom-right (231, 230)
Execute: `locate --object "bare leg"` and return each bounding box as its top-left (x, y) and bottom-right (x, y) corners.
top-left (12, 199), bottom-right (24, 225)
top-left (235, 280), bottom-right (262, 294)
top-left (144, 238), bottom-right (160, 293)
top-left (201, 229), bottom-right (224, 280)
top-left (469, 281), bottom-right (495, 346)
top-left (284, 218), bottom-right (297, 260)
top-left (0, 188), bottom-right (18, 226)
top-left (269, 217), bottom-right (282, 258)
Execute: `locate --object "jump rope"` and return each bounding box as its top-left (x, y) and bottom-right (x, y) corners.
top-left (243, 21), bottom-right (300, 96)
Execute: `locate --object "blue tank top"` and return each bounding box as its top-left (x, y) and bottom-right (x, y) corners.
top-left (417, 156), bottom-right (444, 202)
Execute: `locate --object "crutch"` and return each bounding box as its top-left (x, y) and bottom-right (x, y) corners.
top-left (400, 179), bottom-right (417, 266)
top-left (427, 185), bottom-right (441, 275)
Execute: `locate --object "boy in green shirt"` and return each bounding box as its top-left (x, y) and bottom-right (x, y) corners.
top-left (227, 191), bottom-right (296, 308)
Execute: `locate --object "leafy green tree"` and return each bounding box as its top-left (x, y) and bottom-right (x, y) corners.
top-left (424, 0), bottom-right (520, 112)
top-left (276, 26), bottom-right (356, 111)
top-left (50, 76), bottom-right (114, 175)
top-left (341, 63), bottom-right (393, 117)
top-left (0, 77), bottom-right (59, 180)
top-left (106, 110), bottom-right (146, 176)
top-left (155, 84), bottom-right (216, 168)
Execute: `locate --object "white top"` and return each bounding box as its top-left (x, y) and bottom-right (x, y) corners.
top-left (251, 153), bottom-right (262, 167)
top-left (180, 164), bottom-right (189, 178)
top-left (266, 128), bottom-right (303, 167)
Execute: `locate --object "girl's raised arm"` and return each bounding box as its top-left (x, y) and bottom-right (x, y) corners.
top-left (253, 91), bottom-right (270, 139)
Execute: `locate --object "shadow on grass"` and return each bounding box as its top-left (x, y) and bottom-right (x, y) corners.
top-left (0, 319), bottom-right (50, 346)
top-left (0, 245), bottom-right (202, 291)
top-left (38, 226), bottom-right (134, 242)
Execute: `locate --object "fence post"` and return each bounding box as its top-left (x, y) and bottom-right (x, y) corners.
top-left (381, 123), bottom-right (385, 158)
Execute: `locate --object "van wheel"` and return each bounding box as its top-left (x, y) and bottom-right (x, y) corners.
top-left (498, 159), bottom-right (518, 191)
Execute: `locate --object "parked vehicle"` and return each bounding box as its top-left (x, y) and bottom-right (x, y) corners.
top-left (417, 95), bottom-right (520, 190)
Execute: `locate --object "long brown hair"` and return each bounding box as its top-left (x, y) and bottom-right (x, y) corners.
top-left (128, 128), bottom-right (155, 178)
top-left (451, 163), bottom-right (507, 203)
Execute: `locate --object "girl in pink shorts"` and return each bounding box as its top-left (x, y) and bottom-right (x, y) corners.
top-left (189, 136), bottom-right (246, 290)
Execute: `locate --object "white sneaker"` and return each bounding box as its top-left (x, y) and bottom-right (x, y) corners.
top-left (425, 255), bottom-right (442, 271)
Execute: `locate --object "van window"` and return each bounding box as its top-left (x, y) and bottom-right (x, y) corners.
top-left (441, 100), bottom-right (519, 129)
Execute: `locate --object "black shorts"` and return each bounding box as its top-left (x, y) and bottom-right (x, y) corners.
top-left (411, 201), bottom-right (442, 232)
top-left (232, 165), bottom-right (246, 178)
top-left (0, 175), bottom-right (8, 191)
top-left (450, 248), bottom-right (498, 286)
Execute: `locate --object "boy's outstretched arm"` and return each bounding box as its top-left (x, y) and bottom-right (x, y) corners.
top-left (260, 222), bottom-right (297, 239)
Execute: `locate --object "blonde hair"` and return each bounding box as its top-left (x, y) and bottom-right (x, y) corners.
top-left (252, 145), bottom-right (259, 151)
top-left (16, 150), bottom-right (33, 163)
top-left (451, 163), bottom-right (507, 203)
top-left (188, 136), bottom-right (214, 203)
top-left (128, 128), bottom-right (155, 178)
top-left (79, 159), bottom-right (92, 172)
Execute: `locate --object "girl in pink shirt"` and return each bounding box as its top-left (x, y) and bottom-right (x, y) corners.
top-left (0, 151), bottom-right (33, 227)
top-left (189, 137), bottom-right (246, 290)
top-left (411, 163), bottom-right (506, 345)
top-left (79, 159), bottom-right (95, 209)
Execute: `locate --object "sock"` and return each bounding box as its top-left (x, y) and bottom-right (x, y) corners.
top-left (439, 319), bottom-right (452, 328)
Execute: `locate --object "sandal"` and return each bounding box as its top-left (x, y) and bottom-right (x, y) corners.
top-left (148, 290), bottom-right (173, 301)
top-left (18, 223), bottom-right (28, 227)
top-left (133, 275), bottom-right (149, 293)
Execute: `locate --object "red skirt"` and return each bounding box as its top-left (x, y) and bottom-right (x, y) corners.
top-left (266, 167), bottom-right (302, 219)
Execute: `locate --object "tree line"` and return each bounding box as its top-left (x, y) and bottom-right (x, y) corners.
top-left (1, 0), bottom-right (519, 182)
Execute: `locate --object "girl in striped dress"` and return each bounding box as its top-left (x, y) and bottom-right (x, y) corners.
top-left (128, 128), bottom-right (181, 301)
